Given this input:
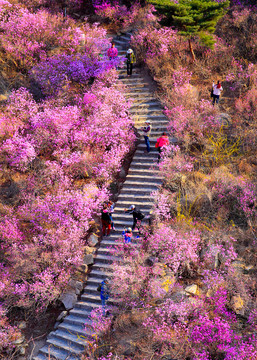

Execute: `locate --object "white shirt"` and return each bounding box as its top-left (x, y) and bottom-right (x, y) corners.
top-left (213, 83), bottom-right (223, 96)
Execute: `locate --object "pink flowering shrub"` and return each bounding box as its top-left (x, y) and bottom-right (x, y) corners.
top-left (93, 1), bottom-right (156, 30)
top-left (0, 7), bottom-right (84, 69)
top-left (0, 185), bottom-right (109, 312)
top-left (2, 134), bottom-right (36, 171)
top-left (0, 305), bottom-right (20, 352)
top-left (0, 2), bottom-right (136, 352)
top-left (30, 54), bottom-right (121, 96)
top-left (19, 0), bottom-right (83, 12)
top-left (148, 225), bottom-right (202, 274)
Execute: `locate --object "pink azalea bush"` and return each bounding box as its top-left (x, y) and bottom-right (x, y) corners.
top-left (93, 1), bottom-right (156, 30)
top-left (0, 2), bottom-right (135, 353)
top-left (0, 6), bottom-right (85, 69)
top-left (84, 4), bottom-right (257, 359)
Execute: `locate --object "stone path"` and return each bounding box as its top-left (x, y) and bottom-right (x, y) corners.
top-left (34, 32), bottom-right (173, 360)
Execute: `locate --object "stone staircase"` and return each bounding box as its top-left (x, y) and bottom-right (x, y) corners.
top-left (33, 32), bottom-right (173, 360)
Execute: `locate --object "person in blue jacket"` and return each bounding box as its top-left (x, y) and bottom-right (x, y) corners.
top-left (122, 227), bottom-right (133, 243)
top-left (98, 279), bottom-right (109, 315)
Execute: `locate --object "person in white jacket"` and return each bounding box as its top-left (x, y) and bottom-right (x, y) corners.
top-left (212, 80), bottom-right (223, 105)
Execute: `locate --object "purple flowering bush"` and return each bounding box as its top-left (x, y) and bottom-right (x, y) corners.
top-left (0, 1), bottom-right (135, 354)
top-left (82, 2), bottom-right (257, 360)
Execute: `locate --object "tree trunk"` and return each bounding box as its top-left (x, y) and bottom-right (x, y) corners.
top-left (188, 38), bottom-right (196, 62)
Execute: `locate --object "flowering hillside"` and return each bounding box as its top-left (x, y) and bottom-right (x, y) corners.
top-left (0, 0), bottom-right (136, 355)
top-left (79, 1), bottom-right (257, 360)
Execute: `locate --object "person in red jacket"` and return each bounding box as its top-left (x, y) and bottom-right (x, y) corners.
top-left (155, 132), bottom-right (169, 163)
top-left (107, 42), bottom-right (118, 60)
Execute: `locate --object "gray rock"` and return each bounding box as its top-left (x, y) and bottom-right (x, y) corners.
top-left (18, 321), bottom-right (26, 329)
top-left (170, 290), bottom-right (187, 303)
top-left (216, 113), bottom-right (231, 127)
top-left (13, 335), bottom-right (25, 345)
top-left (57, 311), bottom-right (67, 322)
top-left (83, 254), bottom-right (94, 265)
top-left (54, 321), bottom-right (60, 330)
top-left (119, 166), bottom-right (127, 179)
top-left (88, 234), bottom-right (98, 247)
top-left (76, 281), bottom-right (83, 292)
top-left (60, 292), bottom-right (77, 310)
top-left (185, 284), bottom-right (199, 296)
top-left (121, 340), bottom-right (136, 357)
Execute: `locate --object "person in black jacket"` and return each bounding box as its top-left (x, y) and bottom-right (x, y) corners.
top-left (124, 205), bottom-right (145, 230)
top-left (101, 204), bottom-right (112, 236)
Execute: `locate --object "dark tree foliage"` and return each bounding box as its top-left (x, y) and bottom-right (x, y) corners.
top-left (147, 0), bottom-right (229, 60)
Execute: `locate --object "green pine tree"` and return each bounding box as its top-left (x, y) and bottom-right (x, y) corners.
top-left (147, 0), bottom-right (229, 61)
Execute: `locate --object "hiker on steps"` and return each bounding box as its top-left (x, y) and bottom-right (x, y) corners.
top-left (141, 120), bottom-right (152, 153)
top-left (97, 279), bottom-right (109, 316)
top-left (122, 227), bottom-right (133, 243)
top-left (101, 203), bottom-right (112, 236)
top-left (107, 42), bottom-right (118, 60)
top-left (155, 132), bottom-right (169, 163)
top-left (126, 47), bottom-right (136, 77)
top-left (212, 80), bottom-right (223, 105)
top-left (107, 200), bottom-right (115, 231)
top-left (124, 205), bottom-right (145, 230)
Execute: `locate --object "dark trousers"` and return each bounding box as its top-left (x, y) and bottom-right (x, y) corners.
top-left (144, 136), bottom-right (150, 152)
top-left (157, 147), bottom-right (162, 163)
top-left (102, 220), bottom-right (111, 236)
top-left (212, 94), bottom-right (220, 105)
top-left (127, 63), bottom-right (133, 75)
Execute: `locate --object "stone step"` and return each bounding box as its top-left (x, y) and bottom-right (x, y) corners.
top-left (118, 186), bottom-right (159, 195)
top-left (114, 203), bottom-right (153, 212)
top-left (83, 284), bottom-right (101, 295)
top-left (125, 85), bottom-right (151, 92)
top-left (129, 160), bottom-right (158, 168)
top-left (36, 345), bottom-right (79, 360)
top-left (69, 308), bottom-right (93, 319)
top-left (89, 269), bottom-right (113, 279)
top-left (130, 101), bottom-right (162, 109)
top-left (130, 97), bottom-right (158, 104)
top-left (109, 218), bottom-right (147, 227)
top-left (49, 325), bottom-right (91, 346)
top-left (52, 328), bottom-right (91, 348)
top-left (120, 179), bottom-right (162, 188)
top-left (94, 253), bottom-right (118, 263)
top-left (132, 151), bottom-right (159, 159)
top-left (134, 125), bottom-right (168, 132)
top-left (113, 39), bottom-right (128, 47)
top-left (91, 262), bottom-right (113, 272)
top-left (74, 300), bottom-right (101, 311)
top-left (125, 172), bottom-right (161, 180)
top-left (122, 77), bottom-right (145, 83)
top-left (121, 73), bottom-right (142, 79)
top-left (118, 34), bottom-right (132, 41)
top-left (100, 239), bottom-right (140, 248)
top-left (125, 82), bottom-right (150, 89)
top-left (127, 171), bottom-right (160, 180)
top-left (79, 294), bottom-right (118, 306)
top-left (46, 335), bottom-right (84, 354)
top-left (129, 107), bottom-right (164, 115)
top-left (86, 277), bottom-right (104, 287)
top-left (125, 89), bottom-right (154, 94)
top-left (132, 114), bottom-right (168, 120)
top-left (58, 322), bottom-right (91, 338)
top-left (133, 117), bottom-right (168, 123)
top-left (117, 193), bottom-right (156, 202)
top-left (63, 314), bottom-right (93, 327)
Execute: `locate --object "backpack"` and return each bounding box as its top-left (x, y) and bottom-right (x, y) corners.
top-left (210, 88), bottom-right (214, 98)
top-left (137, 211), bottom-right (145, 220)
